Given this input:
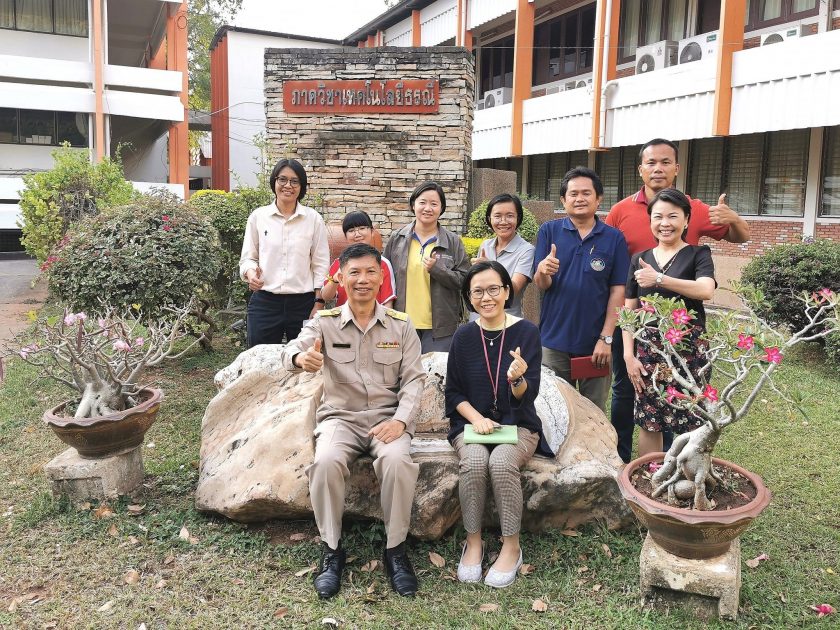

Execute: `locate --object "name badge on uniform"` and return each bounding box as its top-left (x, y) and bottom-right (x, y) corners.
top-left (332, 343), bottom-right (351, 348)
top-left (376, 342), bottom-right (400, 349)
top-left (590, 257), bottom-right (606, 272)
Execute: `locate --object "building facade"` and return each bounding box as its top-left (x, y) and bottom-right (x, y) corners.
top-left (0, 0), bottom-right (190, 251)
top-left (342, 0), bottom-right (840, 292)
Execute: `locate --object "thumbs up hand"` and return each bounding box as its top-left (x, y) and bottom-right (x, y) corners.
top-left (634, 258), bottom-right (659, 288)
top-left (507, 346), bottom-right (528, 382)
top-left (471, 245), bottom-right (488, 266)
top-left (709, 193), bottom-right (737, 226)
top-left (537, 243), bottom-right (560, 277)
top-left (295, 337), bottom-right (324, 372)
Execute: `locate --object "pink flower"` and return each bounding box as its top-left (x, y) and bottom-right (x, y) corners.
top-left (161, 215), bottom-right (170, 222)
top-left (134, 337), bottom-right (144, 347)
top-left (97, 318), bottom-right (107, 328)
top-left (811, 604), bottom-right (834, 618)
top-left (665, 385), bottom-right (688, 404)
top-left (648, 462), bottom-right (663, 473)
top-left (737, 333), bottom-right (754, 350)
top-left (162, 224), bottom-right (172, 232)
top-left (63, 313), bottom-right (77, 326)
top-left (19, 345), bottom-right (34, 360)
top-left (664, 328), bottom-right (685, 345)
top-left (640, 300), bottom-right (655, 314)
top-left (113, 340), bottom-right (131, 352)
top-left (671, 308), bottom-right (691, 326)
top-left (76, 312), bottom-right (87, 322)
top-left (817, 288), bottom-right (835, 303)
top-left (703, 384), bottom-right (719, 402)
top-left (763, 347), bottom-right (783, 365)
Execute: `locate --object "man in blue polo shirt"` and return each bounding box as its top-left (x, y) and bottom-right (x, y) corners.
top-left (533, 167), bottom-right (629, 411)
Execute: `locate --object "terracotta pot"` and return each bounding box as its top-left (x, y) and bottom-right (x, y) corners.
top-left (617, 452), bottom-right (771, 559)
top-left (43, 388), bottom-right (163, 459)
top-left (326, 221), bottom-right (383, 261)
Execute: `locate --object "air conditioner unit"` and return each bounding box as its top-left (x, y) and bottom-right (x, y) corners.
top-left (564, 77), bottom-right (592, 91)
top-left (760, 24), bottom-right (810, 45)
top-left (476, 100), bottom-right (485, 110)
top-left (483, 87), bottom-right (512, 109)
top-left (635, 40), bottom-right (678, 74)
top-left (678, 31), bottom-right (719, 64)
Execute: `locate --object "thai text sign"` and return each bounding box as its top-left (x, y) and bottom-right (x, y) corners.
top-left (283, 80), bottom-right (440, 114)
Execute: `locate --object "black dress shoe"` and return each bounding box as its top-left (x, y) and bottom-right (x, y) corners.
top-left (383, 543), bottom-right (418, 597)
top-left (313, 543), bottom-right (346, 599)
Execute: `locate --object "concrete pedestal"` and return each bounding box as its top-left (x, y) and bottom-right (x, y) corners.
top-left (640, 533), bottom-right (741, 621)
top-left (44, 447), bottom-right (144, 501)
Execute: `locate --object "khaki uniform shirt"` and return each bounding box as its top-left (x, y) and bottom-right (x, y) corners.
top-left (281, 302), bottom-right (426, 435)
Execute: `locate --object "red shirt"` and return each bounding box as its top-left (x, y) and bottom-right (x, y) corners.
top-left (324, 257), bottom-right (397, 306)
top-left (605, 188), bottom-right (729, 255)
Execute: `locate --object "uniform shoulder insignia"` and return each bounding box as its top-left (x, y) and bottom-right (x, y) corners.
top-left (317, 307), bottom-right (341, 317)
top-left (385, 308), bottom-right (408, 321)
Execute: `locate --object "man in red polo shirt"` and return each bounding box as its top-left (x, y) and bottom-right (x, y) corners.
top-left (605, 137), bottom-right (750, 462)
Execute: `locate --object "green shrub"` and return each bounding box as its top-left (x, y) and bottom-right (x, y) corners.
top-left (826, 331), bottom-right (840, 371)
top-left (465, 201), bottom-right (539, 243)
top-left (740, 240), bottom-right (840, 335)
top-left (47, 191), bottom-right (221, 316)
top-left (18, 144), bottom-right (139, 263)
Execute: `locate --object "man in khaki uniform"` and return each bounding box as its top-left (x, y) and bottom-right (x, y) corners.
top-left (282, 243), bottom-right (425, 599)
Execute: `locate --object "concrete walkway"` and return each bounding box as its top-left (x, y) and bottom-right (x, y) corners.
top-left (0, 254), bottom-right (48, 344)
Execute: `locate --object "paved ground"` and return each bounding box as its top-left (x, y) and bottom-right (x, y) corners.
top-left (0, 254), bottom-right (47, 345)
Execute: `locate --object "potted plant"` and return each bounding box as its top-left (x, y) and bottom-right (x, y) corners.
top-left (2, 302), bottom-right (202, 458)
top-left (616, 286), bottom-right (839, 559)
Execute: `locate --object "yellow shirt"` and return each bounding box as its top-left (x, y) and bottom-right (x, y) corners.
top-left (405, 238), bottom-right (433, 329)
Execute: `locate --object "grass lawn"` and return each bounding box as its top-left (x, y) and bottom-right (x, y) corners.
top-left (0, 333), bottom-right (837, 629)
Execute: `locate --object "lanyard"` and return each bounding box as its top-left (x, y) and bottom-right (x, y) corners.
top-left (479, 324), bottom-right (506, 416)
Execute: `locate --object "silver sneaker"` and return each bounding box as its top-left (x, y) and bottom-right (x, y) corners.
top-left (457, 541), bottom-right (484, 583)
top-left (484, 549), bottom-right (522, 588)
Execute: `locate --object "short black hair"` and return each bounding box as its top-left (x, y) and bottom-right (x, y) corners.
top-left (639, 138), bottom-right (679, 164)
top-left (269, 158), bottom-right (308, 201)
top-left (338, 243), bottom-right (381, 269)
top-left (647, 188), bottom-right (692, 241)
top-left (341, 210), bottom-right (373, 235)
top-left (560, 166), bottom-right (604, 198)
top-left (409, 181), bottom-right (446, 216)
top-left (485, 193), bottom-right (524, 229)
top-left (461, 261), bottom-right (514, 312)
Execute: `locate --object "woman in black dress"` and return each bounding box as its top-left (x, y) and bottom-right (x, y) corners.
top-left (623, 188), bottom-right (716, 457)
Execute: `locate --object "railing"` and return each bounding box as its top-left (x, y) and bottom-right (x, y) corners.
top-left (468, 0), bottom-right (516, 30)
top-left (420, 0), bottom-right (457, 46)
top-left (522, 88), bottom-right (592, 155)
top-left (473, 103), bottom-right (512, 160)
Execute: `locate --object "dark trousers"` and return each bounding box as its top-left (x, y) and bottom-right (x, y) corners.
top-left (246, 290), bottom-right (314, 348)
top-left (610, 328), bottom-right (672, 463)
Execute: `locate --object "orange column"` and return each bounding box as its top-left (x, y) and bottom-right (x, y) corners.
top-left (464, 30), bottom-right (473, 50)
top-left (367, 34), bottom-right (375, 47)
top-left (210, 34), bottom-right (230, 191)
top-left (589, 0), bottom-right (608, 150)
top-left (606, 0), bottom-right (621, 82)
top-left (456, 0), bottom-right (464, 46)
top-left (510, 0), bottom-right (534, 157)
top-left (167, 1), bottom-right (189, 193)
top-left (412, 9), bottom-right (421, 46)
top-left (91, 0), bottom-right (105, 162)
top-left (712, 0), bottom-right (746, 136)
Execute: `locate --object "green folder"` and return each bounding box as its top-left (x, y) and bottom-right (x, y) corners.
top-left (463, 425), bottom-right (519, 445)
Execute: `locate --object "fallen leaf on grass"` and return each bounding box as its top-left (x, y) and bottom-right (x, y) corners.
top-left (163, 554), bottom-right (175, 565)
top-left (519, 563), bottom-right (535, 576)
top-left (7, 598), bottom-right (21, 613)
top-left (124, 569), bottom-right (141, 585)
top-left (478, 603), bottom-right (500, 612)
top-left (592, 584), bottom-right (603, 592)
top-left (231, 578), bottom-right (246, 586)
top-left (360, 559), bottom-right (379, 572)
top-left (154, 579), bottom-right (167, 589)
top-left (745, 553), bottom-right (770, 569)
top-left (126, 504), bottom-right (145, 516)
top-left (274, 607), bottom-right (289, 619)
top-left (601, 544), bottom-right (613, 558)
top-left (367, 583), bottom-right (376, 594)
top-left (138, 624), bottom-right (147, 630)
top-left (810, 604), bottom-right (834, 618)
top-left (178, 525), bottom-right (198, 545)
top-left (561, 529), bottom-right (579, 537)
top-left (429, 552), bottom-right (446, 568)
top-left (93, 505), bottom-right (115, 520)
top-left (322, 618), bottom-right (339, 627)
top-left (826, 568), bottom-right (835, 575)
top-left (778, 592), bottom-right (787, 603)
top-left (79, 502), bottom-right (92, 511)
top-left (577, 566), bottom-right (589, 573)
top-left (97, 600), bottom-right (114, 612)
top-left (107, 524), bottom-right (119, 537)
top-left (128, 536), bottom-right (140, 546)
top-left (289, 532), bottom-right (307, 542)
top-left (295, 565), bottom-right (316, 577)
top-left (532, 599), bottom-right (548, 612)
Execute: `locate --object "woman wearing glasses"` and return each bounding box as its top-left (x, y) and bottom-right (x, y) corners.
top-left (384, 181), bottom-right (470, 353)
top-left (320, 210), bottom-right (396, 308)
top-left (445, 261), bottom-right (554, 588)
top-left (239, 158), bottom-right (330, 347)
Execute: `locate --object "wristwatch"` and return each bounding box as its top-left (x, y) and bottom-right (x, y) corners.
top-left (655, 272), bottom-right (664, 285)
top-left (599, 334), bottom-right (613, 344)
top-left (314, 298), bottom-right (326, 305)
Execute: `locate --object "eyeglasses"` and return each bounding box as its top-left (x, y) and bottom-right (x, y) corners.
top-left (346, 226), bottom-right (371, 236)
top-left (469, 285), bottom-right (504, 299)
top-left (276, 176), bottom-right (301, 188)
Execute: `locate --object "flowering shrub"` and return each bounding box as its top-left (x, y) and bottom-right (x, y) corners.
top-left (5, 303), bottom-right (202, 418)
top-left (46, 191), bottom-right (221, 317)
top-left (618, 284), bottom-right (839, 510)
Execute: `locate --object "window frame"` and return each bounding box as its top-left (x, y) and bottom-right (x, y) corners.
top-left (0, 0), bottom-right (88, 38)
top-left (819, 126), bottom-right (840, 218)
top-left (479, 34), bottom-right (515, 98)
top-left (532, 3), bottom-right (597, 87)
top-left (618, 0), bottom-right (689, 65)
top-left (746, 0), bottom-right (820, 32)
top-left (0, 108), bottom-right (89, 148)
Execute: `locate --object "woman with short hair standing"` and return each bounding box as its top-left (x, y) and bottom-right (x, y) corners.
top-left (384, 181), bottom-right (470, 353)
top-left (239, 158), bottom-right (330, 347)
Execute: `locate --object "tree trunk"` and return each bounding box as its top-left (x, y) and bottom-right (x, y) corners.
top-left (74, 382), bottom-right (124, 418)
top-left (650, 422), bottom-right (723, 510)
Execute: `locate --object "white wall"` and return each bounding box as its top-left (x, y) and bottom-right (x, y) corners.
top-left (226, 30), bottom-right (344, 189)
top-left (0, 29), bottom-right (89, 62)
top-left (122, 133), bottom-right (169, 183)
top-left (0, 145), bottom-right (86, 174)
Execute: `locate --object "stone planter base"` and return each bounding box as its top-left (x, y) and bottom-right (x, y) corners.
top-left (44, 447), bottom-right (144, 501)
top-left (640, 533), bottom-right (741, 621)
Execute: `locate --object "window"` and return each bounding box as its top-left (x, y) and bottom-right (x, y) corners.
top-left (0, 0), bottom-right (87, 36)
top-left (532, 4), bottom-right (596, 86)
top-left (745, 0), bottom-right (819, 30)
top-left (595, 145), bottom-right (643, 209)
top-left (0, 108), bottom-right (18, 143)
top-left (55, 111), bottom-right (88, 147)
top-left (619, 0), bottom-right (688, 62)
top-left (528, 151), bottom-right (589, 203)
top-left (820, 127), bottom-right (840, 217)
top-left (19, 109), bottom-right (54, 144)
top-left (686, 130), bottom-right (809, 217)
top-left (479, 35), bottom-right (514, 97)
top-left (0, 109), bottom-right (88, 147)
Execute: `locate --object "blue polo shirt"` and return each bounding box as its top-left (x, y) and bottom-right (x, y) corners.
top-left (533, 216), bottom-right (629, 355)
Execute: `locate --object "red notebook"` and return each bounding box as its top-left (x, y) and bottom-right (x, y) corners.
top-left (570, 356), bottom-right (610, 380)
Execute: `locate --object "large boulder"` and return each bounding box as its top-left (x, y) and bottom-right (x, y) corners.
top-left (195, 346), bottom-right (632, 538)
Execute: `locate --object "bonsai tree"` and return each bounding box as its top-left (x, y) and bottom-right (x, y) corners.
top-left (3, 303), bottom-right (202, 418)
top-left (618, 285), bottom-right (840, 510)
